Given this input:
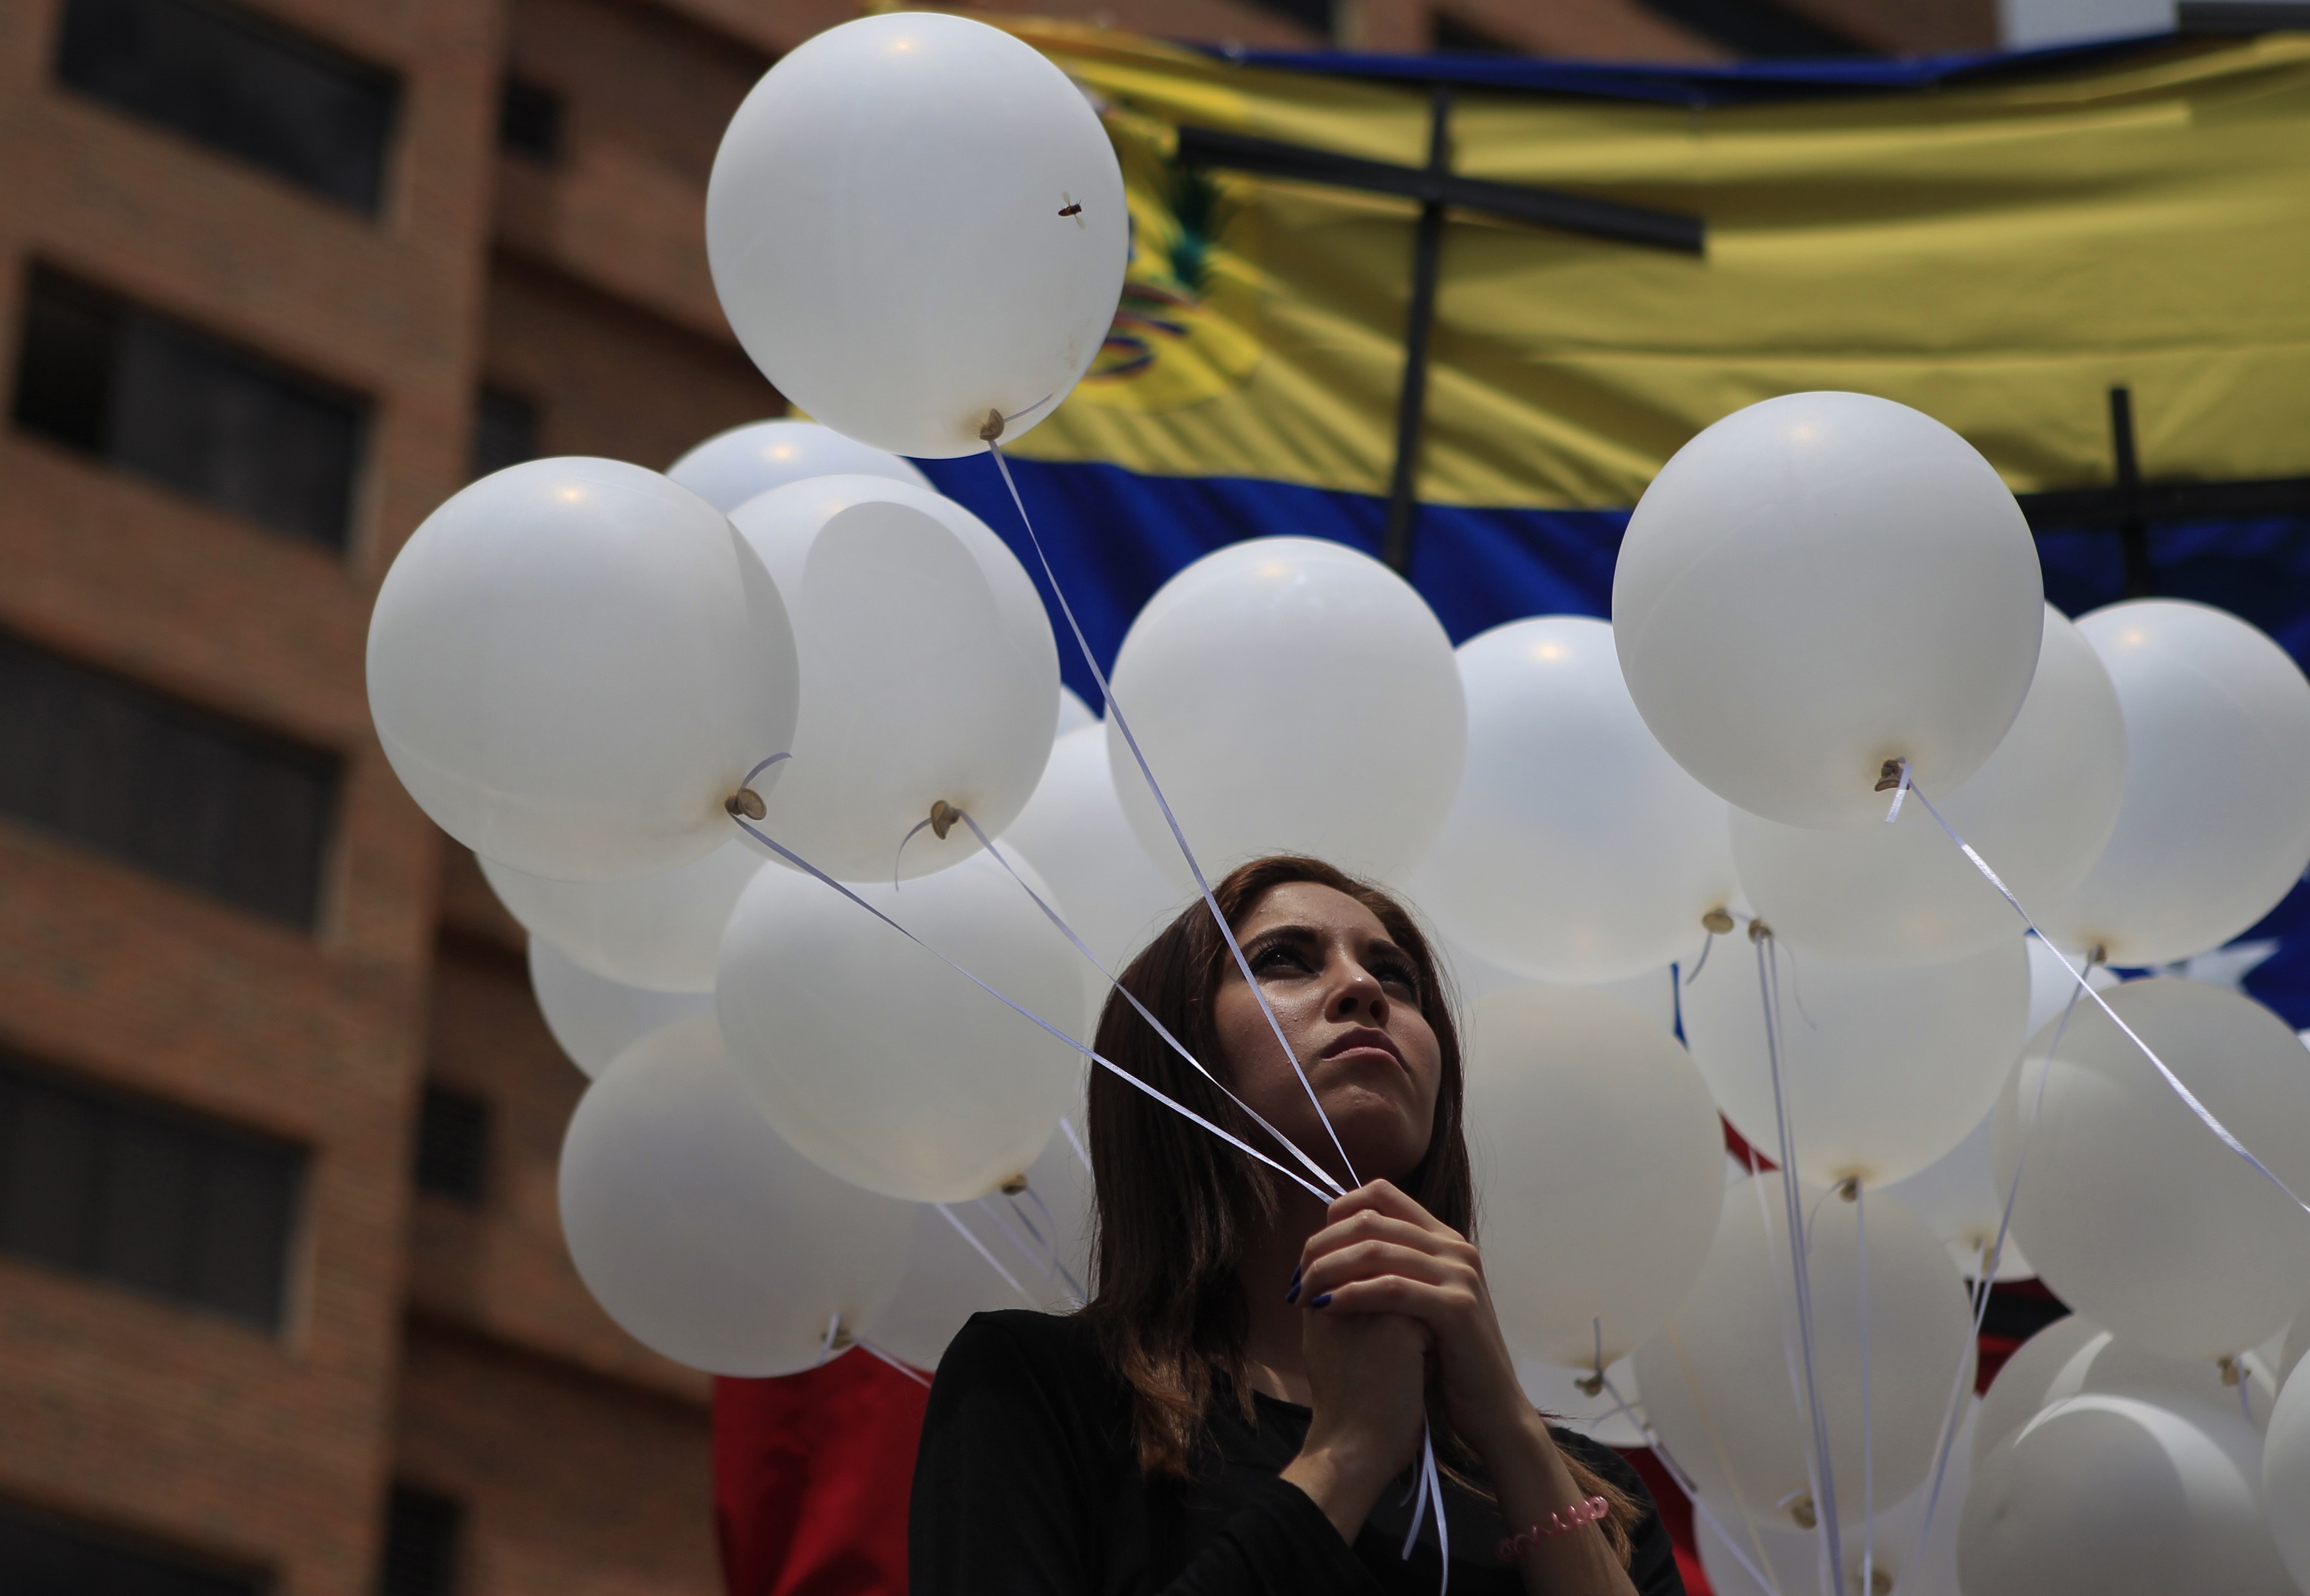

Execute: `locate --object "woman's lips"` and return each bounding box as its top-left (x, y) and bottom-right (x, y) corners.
top-left (1319, 1027), bottom-right (1404, 1069)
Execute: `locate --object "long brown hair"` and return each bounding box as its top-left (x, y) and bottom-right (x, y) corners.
top-left (1075, 855), bottom-right (1637, 1560)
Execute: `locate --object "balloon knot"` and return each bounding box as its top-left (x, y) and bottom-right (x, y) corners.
top-left (1784, 1493), bottom-right (1817, 1531)
top-left (1747, 918), bottom-right (1773, 945)
top-left (2087, 943), bottom-right (2108, 968)
top-left (725, 788), bottom-right (766, 821)
top-left (1836, 1176), bottom-right (1861, 1203)
top-left (978, 408), bottom-right (1006, 442)
top-left (1874, 757), bottom-right (1907, 793)
top-left (2219, 1354), bottom-right (2243, 1387)
top-left (1701, 907), bottom-right (1735, 936)
top-left (929, 799), bottom-right (961, 841)
top-left (1573, 1372), bottom-right (1605, 1398)
top-left (999, 1172), bottom-right (1030, 1195)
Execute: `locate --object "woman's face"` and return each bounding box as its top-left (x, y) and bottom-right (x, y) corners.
top-left (1212, 881), bottom-right (1443, 1190)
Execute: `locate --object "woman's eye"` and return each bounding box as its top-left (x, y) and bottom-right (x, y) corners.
top-left (1373, 962), bottom-right (1420, 995)
top-left (1253, 945), bottom-right (1315, 977)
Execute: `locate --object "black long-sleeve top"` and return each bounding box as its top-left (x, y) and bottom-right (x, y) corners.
top-left (909, 1310), bottom-right (1686, 1596)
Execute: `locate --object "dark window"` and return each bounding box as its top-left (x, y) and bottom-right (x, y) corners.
top-left (0, 1053), bottom-right (304, 1331)
top-left (1243, 0), bottom-right (1334, 33)
top-left (55, 0), bottom-right (398, 211)
top-left (414, 1085), bottom-right (490, 1205)
top-left (0, 630), bottom-right (340, 926)
top-left (1431, 11), bottom-right (1521, 52)
top-left (378, 1486), bottom-right (462, 1596)
top-left (1634, 0), bottom-right (1868, 55)
top-left (467, 388), bottom-right (537, 481)
top-left (12, 267), bottom-right (369, 550)
top-left (497, 75), bottom-right (562, 162)
top-left (0, 1498), bottom-right (265, 1596)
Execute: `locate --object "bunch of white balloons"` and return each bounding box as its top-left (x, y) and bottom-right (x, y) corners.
top-left (362, 15), bottom-right (2310, 1591)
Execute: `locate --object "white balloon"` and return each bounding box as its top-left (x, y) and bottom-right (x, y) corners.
top-left (527, 937), bottom-right (713, 1078)
top-left (998, 724), bottom-right (1189, 1025)
top-left (1883, 1110), bottom-right (2035, 1282)
top-left (1467, 985), bottom-right (1724, 1368)
top-left (862, 1112), bottom-right (1094, 1370)
top-left (717, 849), bottom-right (1085, 1202)
top-left (1515, 1356), bottom-right (1646, 1450)
top-left (1698, 1402), bottom-right (1977, 1596)
top-left (1632, 1177), bottom-right (1975, 1529)
top-left (1055, 685), bottom-right (1096, 741)
top-left (2280, 1319), bottom-right (2310, 1389)
top-left (2040, 599), bottom-right (2310, 966)
top-left (1960, 1392), bottom-right (2292, 1596)
top-left (1731, 607), bottom-right (2125, 967)
top-left (729, 475), bottom-right (1058, 881)
top-left (705, 13), bottom-right (1126, 458)
top-left (557, 1017), bottom-right (915, 1376)
top-left (367, 458), bottom-right (797, 881)
top-left (665, 418), bottom-right (929, 512)
top-left (1613, 391), bottom-right (2044, 828)
top-left (482, 844), bottom-right (760, 993)
top-left (1680, 935), bottom-right (2031, 1187)
top-left (1105, 538), bottom-right (1465, 886)
top-left (1436, 937), bottom-right (1680, 1033)
top-left (1412, 617), bottom-right (1738, 984)
top-left (2024, 931), bottom-right (2119, 1040)
top-left (2266, 1359), bottom-right (2310, 1595)
top-left (1995, 976), bottom-right (2310, 1361)
top-left (1973, 1314), bottom-right (2102, 1465)
top-left (1975, 1315), bottom-right (2279, 1466)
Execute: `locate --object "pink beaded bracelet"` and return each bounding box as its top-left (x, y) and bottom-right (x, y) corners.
top-left (1496, 1495), bottom-right (1610, 1561)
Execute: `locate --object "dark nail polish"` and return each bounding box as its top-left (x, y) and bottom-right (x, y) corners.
top-left (1284, 1280), bottom-right (1301, 1304)
top-left (1310, 1292), bottom-right (1333, 1310)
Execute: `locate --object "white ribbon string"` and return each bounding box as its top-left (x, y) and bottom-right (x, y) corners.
top-left (1059, 1113), bottom-right (1093, 1176)
top-left (1006, 1187), bottom-right (1088, 1304)
top-left (1905, 967), bottom-right (2088, 1566)
top-left (983, 444), bottom-right (1362, 1193)
top-left (946, 805), bottom-right (1347, 1200)
top-left (727, 813), bottom-right (1339, 1205)
top-left (972, 1193), bottom-right (1079, 1302)
top-left (1741, 1134), bottom-right (1820, 1591)
top-left (936, 1203), bottom-right (1037, 1306)
top-left (1899, 770), bottom-right (2310, 1217)
top-left (1882, 758), bottom-right (1912, 824)
top-left (1757, 932), bottom-right (1844, 1586)
top-left (855, 1337), bottom-right (935, 1388)
top-left (1597, 1372), bottom-right (1785, 1596)
top-left (1856, 1180), bottom-right (1874, 1596)
top-left (1398, 1424), bottom-right (1449, 1595)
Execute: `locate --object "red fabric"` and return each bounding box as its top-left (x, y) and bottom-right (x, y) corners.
top-left (715, 1353), bottom-right (929, 1596)
top-left (1618, 1445), bottom-right (1714, 1596)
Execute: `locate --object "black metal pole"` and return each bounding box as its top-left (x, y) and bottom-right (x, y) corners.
top-left (2111, 385), bottom-right (2154, 598)
top-left (1380, 86), bottom-right (1453, 577)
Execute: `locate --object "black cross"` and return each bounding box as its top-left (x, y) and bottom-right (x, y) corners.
top-left (1181, 98), bottom-right (2310, 588)
top-left (2018, 387), bottom-right (2310, 597)
top-left (1179, 86), bottom-right (1705, 574)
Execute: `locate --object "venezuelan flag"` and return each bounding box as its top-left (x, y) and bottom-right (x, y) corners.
top-left (906, 20), bottom-right (2310, 1021)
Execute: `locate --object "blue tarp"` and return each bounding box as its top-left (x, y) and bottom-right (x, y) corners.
top-left (1209, 31), bottom-right (2188, 106)
top-left (914, 451), bottom-right (2310, 1029)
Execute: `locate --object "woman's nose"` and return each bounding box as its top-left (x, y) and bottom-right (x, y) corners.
top-left (1328, 962), bottom-right (1387, 1021)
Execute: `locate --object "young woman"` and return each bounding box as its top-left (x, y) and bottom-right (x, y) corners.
top-left (910, 855), bottom-right (1684, 1595)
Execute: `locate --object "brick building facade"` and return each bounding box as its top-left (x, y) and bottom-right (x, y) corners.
top-left (0, 1), bottom-right (1992, 1595)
